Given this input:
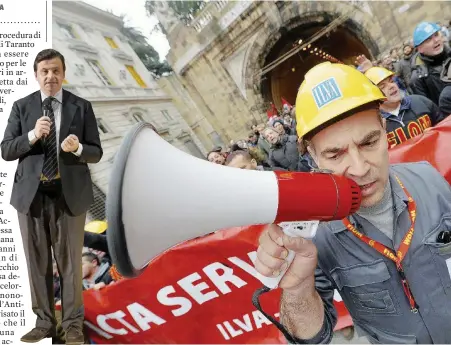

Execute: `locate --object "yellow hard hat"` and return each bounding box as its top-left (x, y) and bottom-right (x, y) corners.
top-left (84, 220), bottom-right (108, 234)
top-left (364, 66), bottom-right (394, 86)
top-left (295, 62), bottom-right (386, 138)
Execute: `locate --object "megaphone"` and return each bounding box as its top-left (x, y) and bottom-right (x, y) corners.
top-left (107, 122), bottom-right (361, 288)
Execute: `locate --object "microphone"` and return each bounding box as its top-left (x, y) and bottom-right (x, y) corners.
top-left (41, 101), bottom-right (52, 144)
top-left (41, 108), bottom-right (49, 144)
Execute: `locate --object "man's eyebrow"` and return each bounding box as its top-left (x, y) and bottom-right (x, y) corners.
top-left (320, 146), bottom-right (344, 157)
top-left (358, 130), bottom-right (381, 144)
top-left (320, 130), bottom-right (382, 157)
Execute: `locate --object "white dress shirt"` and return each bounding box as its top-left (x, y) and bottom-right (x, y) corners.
top-left (28, 88), bottom-right (83, 156)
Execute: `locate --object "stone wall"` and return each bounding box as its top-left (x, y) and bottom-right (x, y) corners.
top-left (166, 1), bottom-right (451, 143)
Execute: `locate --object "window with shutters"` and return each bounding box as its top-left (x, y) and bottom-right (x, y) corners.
top-left (86, 59), bottom-right (114, 86)
top-left (161, 110), bottom-right (173, 121)
top-left (96, 118), bottom-right (110, 134)
top-left (104, 36), bottom-right (119, 49)
top-left (125, 65), bottom-right (147, 88)
top-left (58, 23), bottom-right (79, 39)
top-left (132, 112), bottom-right (144, 123)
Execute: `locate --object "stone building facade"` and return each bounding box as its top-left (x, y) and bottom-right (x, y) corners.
top-left (157, 1), bottom-right (451, 143)
top-left (52, 1), bottom-right (208, 221)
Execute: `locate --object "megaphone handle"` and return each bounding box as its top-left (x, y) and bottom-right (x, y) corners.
top-left (257, 221), bottom-right (319, 289)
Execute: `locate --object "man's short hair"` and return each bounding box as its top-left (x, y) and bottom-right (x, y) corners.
top-left (262, 126), bottom-right (278, 136)
top-left (34, 49), bottom-right (66, 72)
top-left (82, 252), bottom-right (99, 265)
top-left (225, 150), bottom-right (252, 165)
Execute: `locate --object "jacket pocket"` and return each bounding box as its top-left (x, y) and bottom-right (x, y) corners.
top-left (14, 163), bottom-right (24, 182)
top-left (362, 327), bottom-right (417, 344)
top-left (424, 215), bottom-right (451, 289)
top-left (331, 259), bottom-right (398, 315)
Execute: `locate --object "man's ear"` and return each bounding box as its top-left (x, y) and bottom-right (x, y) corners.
top-left (416, 44), bottom-right (424, 54)
top-left (251, 159), bottom-right (257, 169)
top-left (382, 117), bottom-right (387, 130)
top-left (307, 145), bottom-right (318, 166)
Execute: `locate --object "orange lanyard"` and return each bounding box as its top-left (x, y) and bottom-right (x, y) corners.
top-left (342, 175), bottom-right (419, 313)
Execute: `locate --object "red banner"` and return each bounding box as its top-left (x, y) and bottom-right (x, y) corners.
top-left (388, 116), bottom-right (451, 184)
top-left (81, 226), bottom-right (351, 344)
top-left (79, 117), bottom-right (451, 344)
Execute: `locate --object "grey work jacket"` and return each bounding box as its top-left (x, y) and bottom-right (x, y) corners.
top-left (307, 162), bottom-right (451, 344)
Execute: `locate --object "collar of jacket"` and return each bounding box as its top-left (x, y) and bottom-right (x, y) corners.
top-left (380, 96), bottom-right (411, 119)
top-left (327, 170), bottom-right (409, 234)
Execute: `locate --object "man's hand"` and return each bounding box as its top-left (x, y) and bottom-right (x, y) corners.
top-left (93, 282), bottom-right (106, 290)
top-left (355, 54), bottom-right (373, 73)
top-left (34, 116), bottom-right (51, 139)
top-left (255, 224), bottom-right (318, 293)
top-left (61, 134), bottom-right (79, 152)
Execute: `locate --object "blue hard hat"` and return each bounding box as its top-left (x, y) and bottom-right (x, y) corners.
top-left (413, 22), bottom-right (441, 47)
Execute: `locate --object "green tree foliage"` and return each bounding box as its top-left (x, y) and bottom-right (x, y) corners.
top-left (145, 0), bottom-right (206, 25)
top-left (119, 18), bottom-right (172, 78)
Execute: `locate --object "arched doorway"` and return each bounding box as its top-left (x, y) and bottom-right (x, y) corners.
top-left (260, 20), bottom-right (376, 109)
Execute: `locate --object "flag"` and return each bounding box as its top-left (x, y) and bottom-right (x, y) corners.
top-left (281, 97), bottom-right (292, 108)
top-left (267, 103), bottom-right (278, 118)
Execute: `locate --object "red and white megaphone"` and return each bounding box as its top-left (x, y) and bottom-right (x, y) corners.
top-left (106, 122), bottom-right (361, 288)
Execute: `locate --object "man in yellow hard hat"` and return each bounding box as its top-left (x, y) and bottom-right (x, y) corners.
top-left (365, 66), bottom-right (444, 148)
top-left (254, 62), bottom-right (451, 344)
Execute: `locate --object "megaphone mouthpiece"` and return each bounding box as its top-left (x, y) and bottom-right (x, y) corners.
top-left (273, 170), bottom-right (361, 223)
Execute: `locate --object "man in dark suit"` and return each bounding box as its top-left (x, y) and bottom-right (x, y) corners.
top-left (1, 49), bottom-right (102, 344)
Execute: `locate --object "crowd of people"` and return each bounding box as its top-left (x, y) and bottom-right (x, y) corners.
top-left (207, 21), bottom-right (451, 178)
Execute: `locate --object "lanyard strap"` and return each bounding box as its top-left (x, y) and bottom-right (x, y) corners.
top-left (342, 175), bottom-right (418, 312)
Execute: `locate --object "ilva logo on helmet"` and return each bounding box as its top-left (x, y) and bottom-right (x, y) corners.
top-left (312, 77), bottom-right (343, 109)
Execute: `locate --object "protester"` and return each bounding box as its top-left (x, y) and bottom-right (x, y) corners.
top-left (410, 21), bottom-right (451, 104)
top-left (365, 66), bottom-right (444, 147)
top-left (358, 54), bottom-right (407, 93)
top-left (225, 150), bottom-right (267, 170)
top-left (254, 62), bottom-right (451, 344)
top-left (0, 49), bottom-right (102, 345)
top-left (255, 123), bottom-right (271, 158)
top-left (247, 132), bottom-right (259, 147)
top-left (262, 127), bottom-right (302, 171)
top-left (272, 119), bottom-right (291, 136)
top-left (206, 148), bottom-right (226, 165)
top-left (395, 43), bottom-right (414, 89)
top-left (81, 252), bottom-right (113, 290)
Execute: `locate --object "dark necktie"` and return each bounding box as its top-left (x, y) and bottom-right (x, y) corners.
top-left (41, 97), bottom-right (58, 180)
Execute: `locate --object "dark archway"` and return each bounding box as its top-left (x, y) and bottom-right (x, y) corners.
top-left (260, 19), bottom-right (377, 108)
